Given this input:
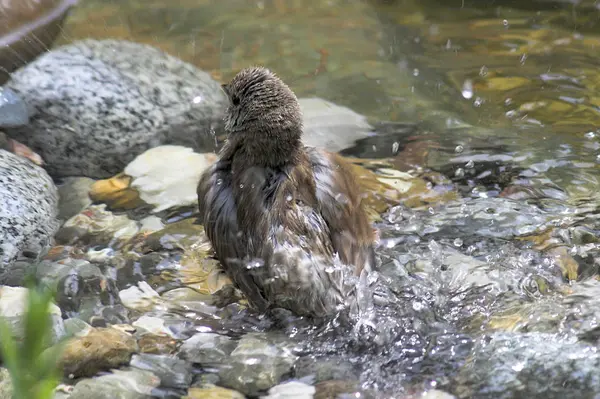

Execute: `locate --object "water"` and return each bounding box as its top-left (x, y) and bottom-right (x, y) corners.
top-left (29, 0), bottom-right (600, 397)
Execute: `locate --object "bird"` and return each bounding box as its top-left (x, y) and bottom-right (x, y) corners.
top-left (197, 66), bottom-right (375, 318)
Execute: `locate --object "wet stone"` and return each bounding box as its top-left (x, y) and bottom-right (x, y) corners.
top-left (68, 368), bottom-right (160, 399)
top-left (60, 327), bottom-right (138, 378)
top-left (264, 380), bottom-right (316, 398)
top-left (455, 332), bottom-right (600, 399)
top-left (178, 332), bottom-right (237, 366)
top-left (294, 356), bottom-right (358, 383)
top-left (217, 333), bottom-right (297, 396)
top-left (130, 353), bottom-right (192, 390)
top-left (185, 384), bottom-right (244, 399)
top-left (0, 285), bottom-right (65, 343)
top-left (137, 333), bottom-right (180, 355)
top-left (55, 204), bottom-right (139, 247)
top-left (57, 177), bottom-right (95, 221)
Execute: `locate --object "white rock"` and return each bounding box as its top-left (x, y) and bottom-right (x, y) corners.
top-left (0, 286), bottom-right (65, 342)
top-left (299, 97), bottom-right (373, 152)
top-left (119, 282), bottom-right (162, 311)
top-left (132, 316), bottom-right (174, 337)
top-left (263, 380), bottom-right (316, 398)
top-left (124, 145), bottom-right (217, 212)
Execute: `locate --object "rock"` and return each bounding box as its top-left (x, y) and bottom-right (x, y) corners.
top-left (130, 353), bottom-right (192, 390)
top-left (57, 177), bottom-right (95, 221)
top-left (90, 146), bottom-right (217, 212)
top-left (119, 282), bottom-right (161, 312)
top-left (218, 333), bottom-right (297, 396)
top-left (132, 315), bottom-right (175, 337)
top-left (294, 357), bottom-right (358, 383)
top-left (68, 368), bottom-right (160, 399)
top-left (179, 332), bottom-right (237, 366)
top-left (455, 332), bottom-right (600, 398)
top-left (0, 285), bottom-right (65, 343)
top-left (264, 381), bottom-right (316, 398)
top-left (314, 380), bottom-right (360, 399)
top-left (0, 87), bottom-right (29, 127)
top-left (0, 368), bottom-right (13, 398)
top-left (59, 327), bottom-right (138, 378)
top-left (299, 97), bottom-right (373, 152)
top-left (4, 39), bottom-right (227, 178)
top-left (0, 149), bottom-right (59, 269)
top-left (55, 204), bottom-right (139, 246)
top-left (137, 333), bottom-right (179, 355)
top-left (185, 384), bottom-right (244, 399)
top-left (0, 0), bottom-right (77, 84)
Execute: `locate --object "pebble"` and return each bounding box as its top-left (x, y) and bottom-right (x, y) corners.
top-left (264, 381), bottom-right (316, 399)
top-left (0, 149), bottom-right (59, 269)
top-left (179, 332), bottom-right (237, 366)
top-left (218, 333), bottom-right (297, 396)
top-left (0, 87), bottom-right (29, 127)
top-left (0, 285), bottom-right (65, 343)
top-left (130, 353), bottom-right (192, 390)
top-left (59, 327), bottom-right (138, 378)
top-left (56, 177), bottom-right (95, 221)
top-left (3, 39), bottom-right (227, 178)
top-left (68, 368), bottom-right (160, 399)
top-left (185, 384), bottom-right (245, 399)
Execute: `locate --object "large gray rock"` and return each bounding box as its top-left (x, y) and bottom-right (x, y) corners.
top-left (0, 149), bottom-right (59, 269)
top-left (4, 39), bottom-right (227, 178)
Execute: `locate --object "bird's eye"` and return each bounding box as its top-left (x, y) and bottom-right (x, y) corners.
top-left (231, 96), bottom-right (240, 106)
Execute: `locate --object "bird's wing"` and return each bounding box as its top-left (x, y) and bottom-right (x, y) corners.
top-left (306, 147), bottom-right (376, 275)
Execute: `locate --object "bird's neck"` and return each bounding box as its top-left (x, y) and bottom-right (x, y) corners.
top-left (221, 128), bottom-right (303, 170)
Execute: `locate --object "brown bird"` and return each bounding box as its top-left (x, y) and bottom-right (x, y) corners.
top-left (197, 67), bottom-right (375, 318)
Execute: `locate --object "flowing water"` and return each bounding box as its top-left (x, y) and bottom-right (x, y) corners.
top-left (36, 0), bottom-right (600, 397)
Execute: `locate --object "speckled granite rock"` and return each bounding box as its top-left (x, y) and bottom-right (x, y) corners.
top-left (3, 39), bottom-right (227, 178)
top-left (0, 149), bottom-right (59, 269)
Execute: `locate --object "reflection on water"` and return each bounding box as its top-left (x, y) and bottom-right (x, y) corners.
top-left (46, 0), bottom-right (600, 396)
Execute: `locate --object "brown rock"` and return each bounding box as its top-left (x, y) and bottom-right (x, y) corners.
top-left (0, 0), bottom-right (77, 84)
top-left (137, 333), bottom-right (180, 355)
top-left (185, 385), bottom-right (245, 399)
top-left (59, 327), bottom-right (138, 378)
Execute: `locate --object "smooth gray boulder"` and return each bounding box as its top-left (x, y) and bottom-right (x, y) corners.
top-left (3, 39), bottom-right (227, 178)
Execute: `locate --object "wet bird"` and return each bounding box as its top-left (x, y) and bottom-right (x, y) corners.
top-left (197, 67), bottom-right (375, 318)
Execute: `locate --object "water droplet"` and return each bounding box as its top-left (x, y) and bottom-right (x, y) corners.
top-left (596, 154), bottom-right (600, 163)
top-left (192, 96), bottom-right (203, 104)
top-left (504, 97), bottom-right (512, 106)
top-left (216, 178), bottom-right (223, 185)
top-left (413, 68), bottom-right (420, 77)
top-left (428, 207), bottom-right (435, 214)
top-left (585, 131), bottom-right (596, 139)
top-left (286, 194), bottom-right (293, 202)
top-left (465, 160), bottom-right (475, 169)
top-left (479, 66), bottom-right (488, 76)
top-left (454, 238), bottom-right (463, 247)
top-left (392, 142), bottom-right (400, 154)
top-left (503, 19), bottom-right (509, 27)
top-left (455, 168), bottom-right (465, 178)
top-left (246, 259), bottom-right (265, 269)
top-left (239, 183), bottom-right (244, 189)
top-left (473, 97), bottom-right (483, 107)
top-left (425, 181), bottom-right (433, 190)
top-left (462, 79), bottom-right (473, 99)
top-left (455, 145), bottom-right (464, 153)
top-left (372, 145), bottom-right (377, 152)
top-left (446, 39), bottom-right (452, 49)
top-left (519, 54), bottom-right (527, 65)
